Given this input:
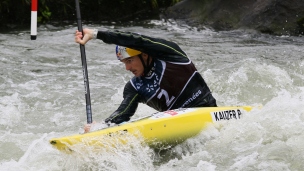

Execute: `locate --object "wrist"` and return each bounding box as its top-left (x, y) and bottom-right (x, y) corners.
top-left (92, 29), bottom-right (98, 39)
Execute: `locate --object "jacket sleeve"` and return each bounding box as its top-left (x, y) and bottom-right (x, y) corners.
top-left (97, 30), bottom-right (190, 63)
top-left (105, 81), bottom-right (140, 124)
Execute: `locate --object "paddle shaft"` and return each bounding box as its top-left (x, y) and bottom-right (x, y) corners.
top-left (75, 0), bottom-right (93, 124)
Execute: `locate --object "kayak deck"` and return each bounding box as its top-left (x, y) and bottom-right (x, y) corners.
top-left (50, 106), bottom-right (252, 152)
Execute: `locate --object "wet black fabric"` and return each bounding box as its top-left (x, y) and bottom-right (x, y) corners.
top-left (98, 30), bottom-right (217, 124)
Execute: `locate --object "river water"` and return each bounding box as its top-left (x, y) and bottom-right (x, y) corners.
top-left (0, 20), bottom-right (303, 171)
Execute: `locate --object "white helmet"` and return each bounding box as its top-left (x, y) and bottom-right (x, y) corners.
top-left (116, 45), bottom-right (141, 60)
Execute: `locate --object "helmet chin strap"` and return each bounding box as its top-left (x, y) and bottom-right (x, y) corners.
top-left (138, 54), bottom-right (153, 77)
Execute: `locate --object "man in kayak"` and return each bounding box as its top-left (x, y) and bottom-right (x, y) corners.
top-left (75, 29), bottom-right (217, 132)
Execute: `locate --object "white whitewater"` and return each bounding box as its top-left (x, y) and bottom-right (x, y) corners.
top-left (0, 21), bottom-right (303, 171)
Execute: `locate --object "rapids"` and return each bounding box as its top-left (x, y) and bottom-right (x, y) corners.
top-left (0, 20), bottom-right (303, 171)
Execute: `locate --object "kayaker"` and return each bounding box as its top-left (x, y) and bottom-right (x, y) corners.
top-left (75, 28), bottom-right (217, 132)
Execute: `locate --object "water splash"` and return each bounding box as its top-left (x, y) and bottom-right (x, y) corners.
top-left (0, 21), bottom-right (303, 170)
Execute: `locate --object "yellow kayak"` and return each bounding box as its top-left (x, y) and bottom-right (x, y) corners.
top-left (50, 106), bottom-right (252, 152)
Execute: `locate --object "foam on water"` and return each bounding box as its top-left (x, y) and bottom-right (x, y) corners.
top-left (158, 89), bottom-right (304, 171)
top-left (0, 21), bottom-right (303, 170)
top-left (0, 93), bottom-right (23, 126)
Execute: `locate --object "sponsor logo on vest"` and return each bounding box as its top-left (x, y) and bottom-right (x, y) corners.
top-left (181, 90), bottom-right (202, 108)
top-left (211, 109), bottom-right (242, 121)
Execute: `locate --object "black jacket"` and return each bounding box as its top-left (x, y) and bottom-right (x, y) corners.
top-left (96, 30), bottom-right (216, 124)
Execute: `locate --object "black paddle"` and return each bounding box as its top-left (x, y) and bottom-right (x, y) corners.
top-left (75, 0), bottom-right (93, 124)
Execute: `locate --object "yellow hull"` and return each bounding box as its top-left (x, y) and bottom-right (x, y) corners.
top-left (50, 106), bottom-right (252, 152)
